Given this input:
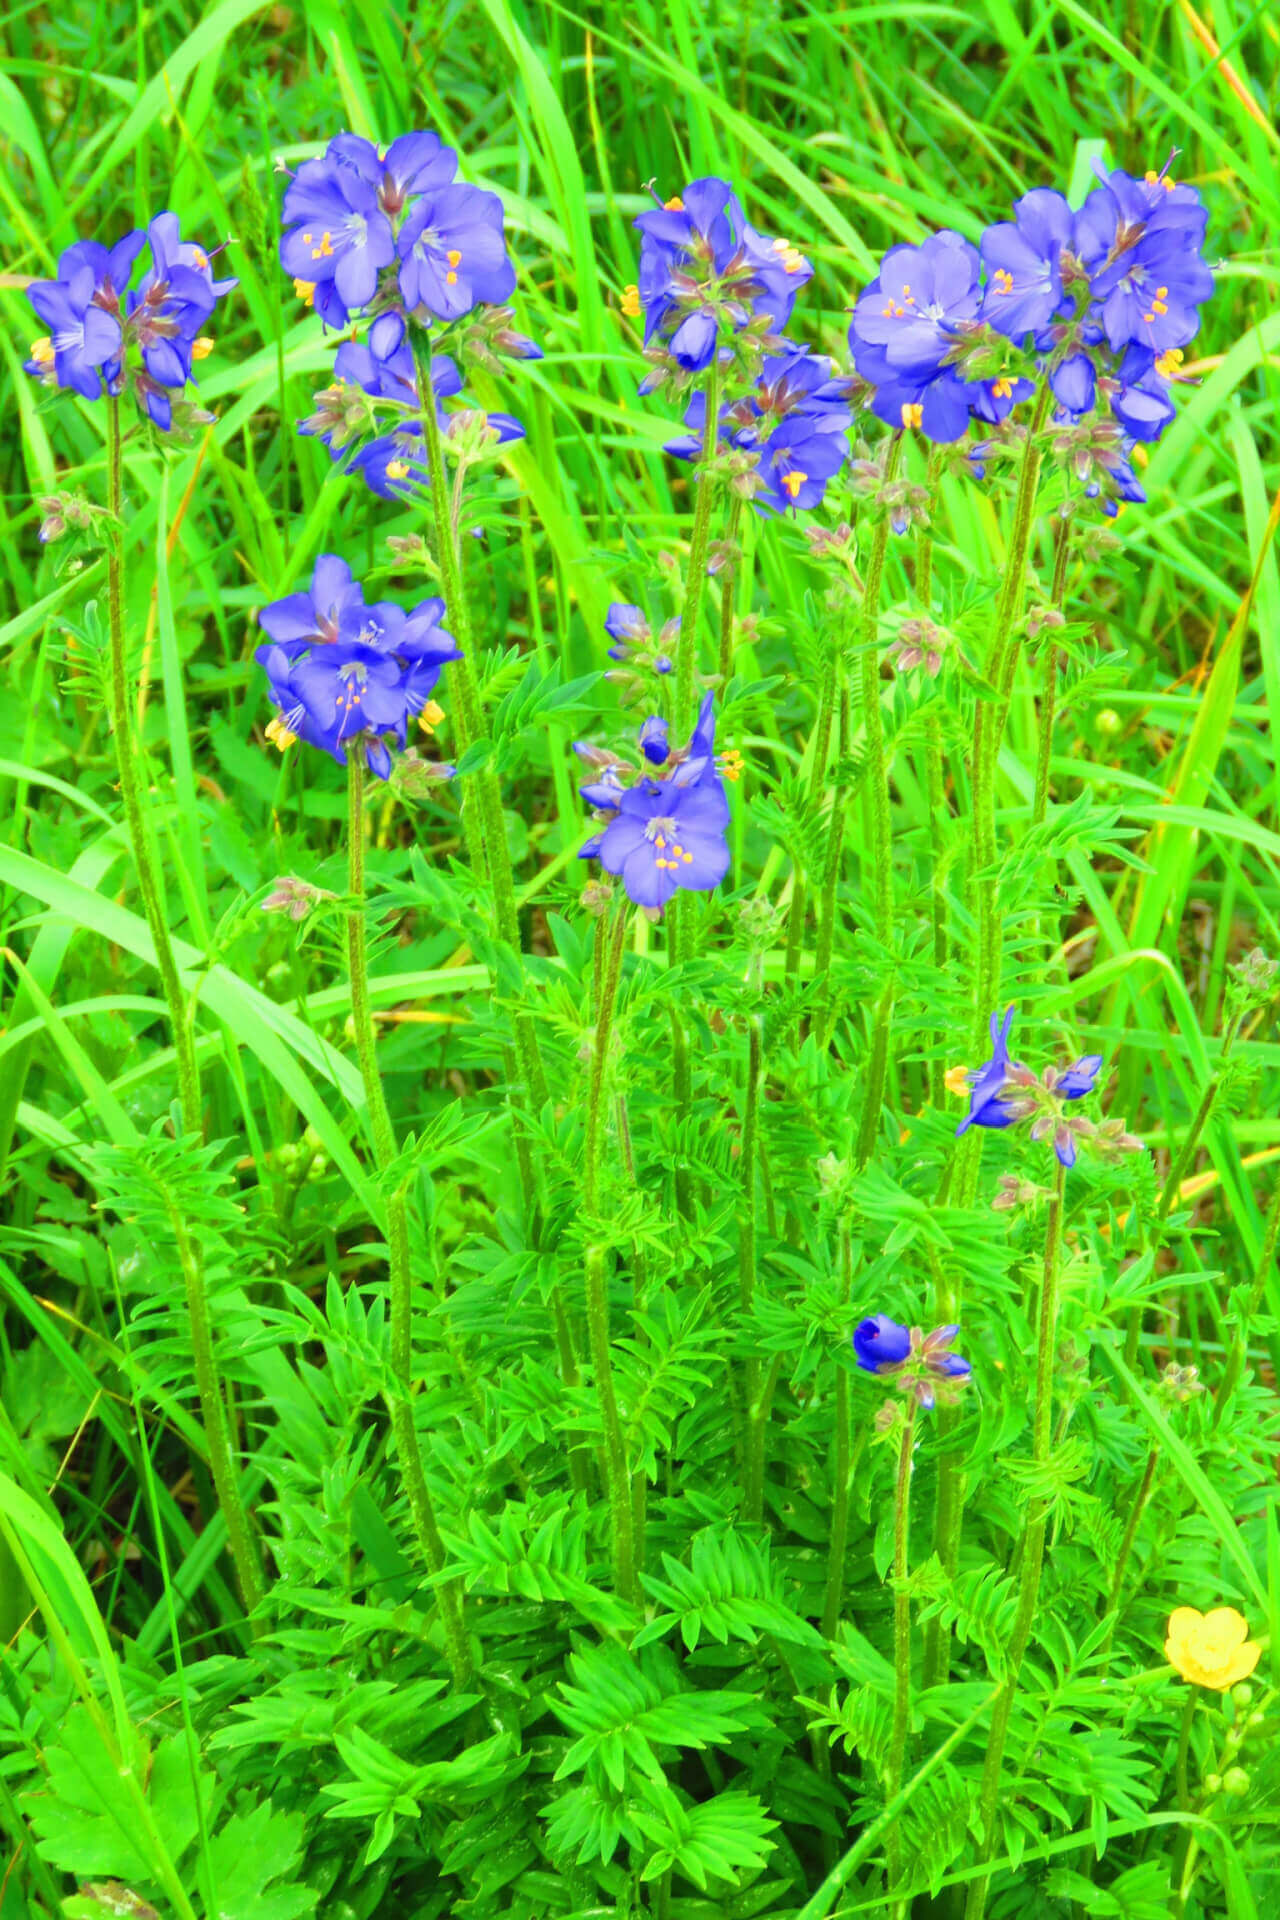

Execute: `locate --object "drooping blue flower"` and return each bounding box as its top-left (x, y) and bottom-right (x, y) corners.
top-left (854, 1317), bottom-right (971, 1409)
top-left (851, 231), bottom-right (982, 378)
top-left (255, 558), bottom-right (460, 780)
top-left (852, 343), bottom-right (980, 443)
top-left (969, 372), bottom-right (1037, 424)
top-left (1108, 344), bottom-right (1180, 441)
top-left (664, 348), bottom-right (852, 509)
top-left (955, 1008), bottom-right (1105, 1168)
top-left (302, 339), bottom-right (523, 498)
top-left (632, 177), bottom-right (812, 375)
top-left (126, 214), bottom-right (224, 428)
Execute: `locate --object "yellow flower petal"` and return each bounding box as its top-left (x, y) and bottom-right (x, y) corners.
top-left (1201, 1607), bottom-right (1249, 1649)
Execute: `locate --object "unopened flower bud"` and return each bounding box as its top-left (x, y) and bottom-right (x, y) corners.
top-left (1095, 708), bottom-right (1123, 737)
top-left (1221, 1767), bottom-right (1250, 1797)
top-left (261, 875), bottom-right (337, 922)
top-left (580, 880), bottom-right (614, 917)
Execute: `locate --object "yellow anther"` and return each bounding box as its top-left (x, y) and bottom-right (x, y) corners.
top-left (446, 271), bottom-right (458, 284)
top-left (944, 1063), bottom-right (970, 1097)
top-left (992, 376), bottom-right (1013, 399)
top-left (720, 749), bottom-right (745, 782)
top-left (901, 402), bottom-right (924, 429)
top-left (293, 278), bottom-right (316, 306)
top-left (682, 851), bottom-right (693, 864)
top-left (386, 459), bottom-right (411, 479)
top-left (301, 232), bottom-right (312, 243)
top-left (30, 336), bottom-right (55, 365)
top-left (992, 267), bottom-right (1014, 294)
top-left (663, 195), bottom-right (684, 211)
top-left (418, 699), bottom-right (446, 735)
top-left (1145, 169), bottom-right (1176, 192)
top-left (446, 248), bottom-right (462, 267)
top-left (310, 231), bottom-right (335, 260)
top-left (655, 835), bottom-right (667, 849)
top-left (1155, 347), bottom-right (1184, 379)
top-left (265, 716), bottom-right (297, 752)
top-left (781, 469), bottom-right (808, 500)
top-left (192, 336), bottom-right (214, 360)
top-left (193, 248), bottom-right (208, 269)
top-left (621, 283), bottom-right (642, 317)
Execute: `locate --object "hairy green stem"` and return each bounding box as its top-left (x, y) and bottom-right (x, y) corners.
top-left (410, 327), bottom-right (547, 1114)
top-left (884, 1399), bottom-right (918, 1914)
top-left (738, 1015), bottom-right (764, 1504)
top-left (348, 758), bottom-right (470, 1683)
top-left (1100, 1446), bottom-right (1158, 1653)
top-left (583, 907), bottom-right (637, 1601)
top-left (1032, 521), bottom-right (1072, 828)
top-left (963, 1159), bottom-right (1065, 1920)
top-left (847, 451), bottom-right (901, 1135)
top-left (106, 397), bottom-right (264, 1623)
top-left (821, 1222), bottom-right (855, 1636)
top-left (971, 380), bottom-right (1054, 1046)
top-left (675, 355), bottom-right (722, 738)
top-left (717, 492), bottom-right (745, 686)
top-left (1215, 1163), bottom-right (1280, 1424)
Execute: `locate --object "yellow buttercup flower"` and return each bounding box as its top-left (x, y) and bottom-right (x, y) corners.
top-left (1165, 1607), bottom-right (1261, 1690)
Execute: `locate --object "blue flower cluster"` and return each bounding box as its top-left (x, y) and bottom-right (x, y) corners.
top-left (299, 339), bottom-right (524, 499)
top-left (24, 213), bottom-right (236, 430)
top-left (280, 130), bottom-right (516, 357)
top-left (256, 556), bottom-right (461, 779)
top-left (577, 693), bottom-right (735, 910)
top-left (630, 177), bottom-right (812, 378)
top-left (847, 159), bottom-right (1213, 501)
top-left (666, 348), bottom-right (854, 516)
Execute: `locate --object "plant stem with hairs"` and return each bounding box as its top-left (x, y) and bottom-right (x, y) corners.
top-left (348, 757), bottom-right (470, 1684)
top-left (1099, 1446), bottom-right (1157, 1650)
top-left (582, 906), bottom-right (637, 1601)
top-left (717, 492), bottom-right (745, 686)
top-left (963, 1158), bottom-right (1065, 1920)
top-left (105, 395), bottom-right (264, 1623)
top-left (883, 1398), bottom-right (919, 1915)
top-left (821, 1221), bottom-right (855, 1637)
top-left (675, 355), bottom-right (722, 738)
top-left (1032, 519), bottom-right (1072, 827)
top-left (410, 326), bottom-right (546, 1115)
top-left (1215, 1165), bottom-right (1280, 1424)
top-left (848, 443), bottom-right (902, 1142)
top-left (738, 1012), bottom-right (764, 1507)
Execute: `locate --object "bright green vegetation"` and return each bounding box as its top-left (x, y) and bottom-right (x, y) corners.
top-left (0, 3), bottom-right (1278, 1917)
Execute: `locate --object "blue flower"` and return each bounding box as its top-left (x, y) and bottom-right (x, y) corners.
top-left (281, 152), bottom-right (395, 318)
top-left (854, 1317), bottom-right (971, 1410)
top-left (578, 693), bottom-right (731, 910)
top-left (302, 339), bottom-right (522, 498)
top-left (256, 558), bottom-right (460, 780)
top-left (665, 349), bottom-right (852, 509)
top-left (851, 231), bottom-right (982, 378)
top-left (1075, 162), bottom-right (1213, 352)
top-left (853, 1314), bottom-right (912, 1373)
top-left (632, 178), bottom-right (812, 374)
top-left (969, 372), bottom-right (1036, 424)
top-left (980, 188), bottom-right (1076, 341)
top-left (1108, 345), bottom-right (1180, 441)
top-left (25, 220), bottom-right (235, 429)
top-left (954, 1008), bottom-right (1105, 1168)
top-left (397, 183), bottom-right (516, 323)
top-left (852, 345), bottom-right (980, 443)
top-left (25, 243), bottom-right (132, 399)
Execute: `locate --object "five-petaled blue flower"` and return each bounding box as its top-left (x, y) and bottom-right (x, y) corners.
top-left (579, 692), bottom-right (731, 910)
top-left (255, 556), bottom-right (461, 779)
top-left (849, 233), bottom-right (992, 443)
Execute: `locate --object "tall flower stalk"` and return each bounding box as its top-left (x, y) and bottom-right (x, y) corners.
top-left (106, 397), bottom-right (264, 1625)
top-left (346, 757), bottom-right (470, 1685)
top-left (582, 905), bottom-right (638, 1601)
top-left (963, 1158), bottom-right (1065, 1920)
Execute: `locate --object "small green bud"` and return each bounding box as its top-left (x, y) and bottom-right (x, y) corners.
top-left (1203, 1773), bottom-right (1222, 1796)
top-left (1221, 1767), bottom-right (1250, 1797)
top-left (1232, 1683), bottom-right (1254, 1708)
top-left (1095, 708), bottom-right (1122, 738)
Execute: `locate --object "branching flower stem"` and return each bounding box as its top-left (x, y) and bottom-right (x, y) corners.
top-left (583, 905), bottom-right (638, 1602)
top-left (820, 1221), bottom-right (856, 1638)
top-left (105, 395), bottom-right (263, 1625)
top-left (963, 1156), bottom-right (1066, 1920)
top-left (347, 757), bottom-right (470, 1685)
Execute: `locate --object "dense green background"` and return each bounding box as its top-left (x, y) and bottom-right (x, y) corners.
top-left (1, 2), bottom-right (1279, 1917)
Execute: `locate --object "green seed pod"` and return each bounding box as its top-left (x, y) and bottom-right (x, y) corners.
top-left (1221, 1767), bottom-right (1250, 1797)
